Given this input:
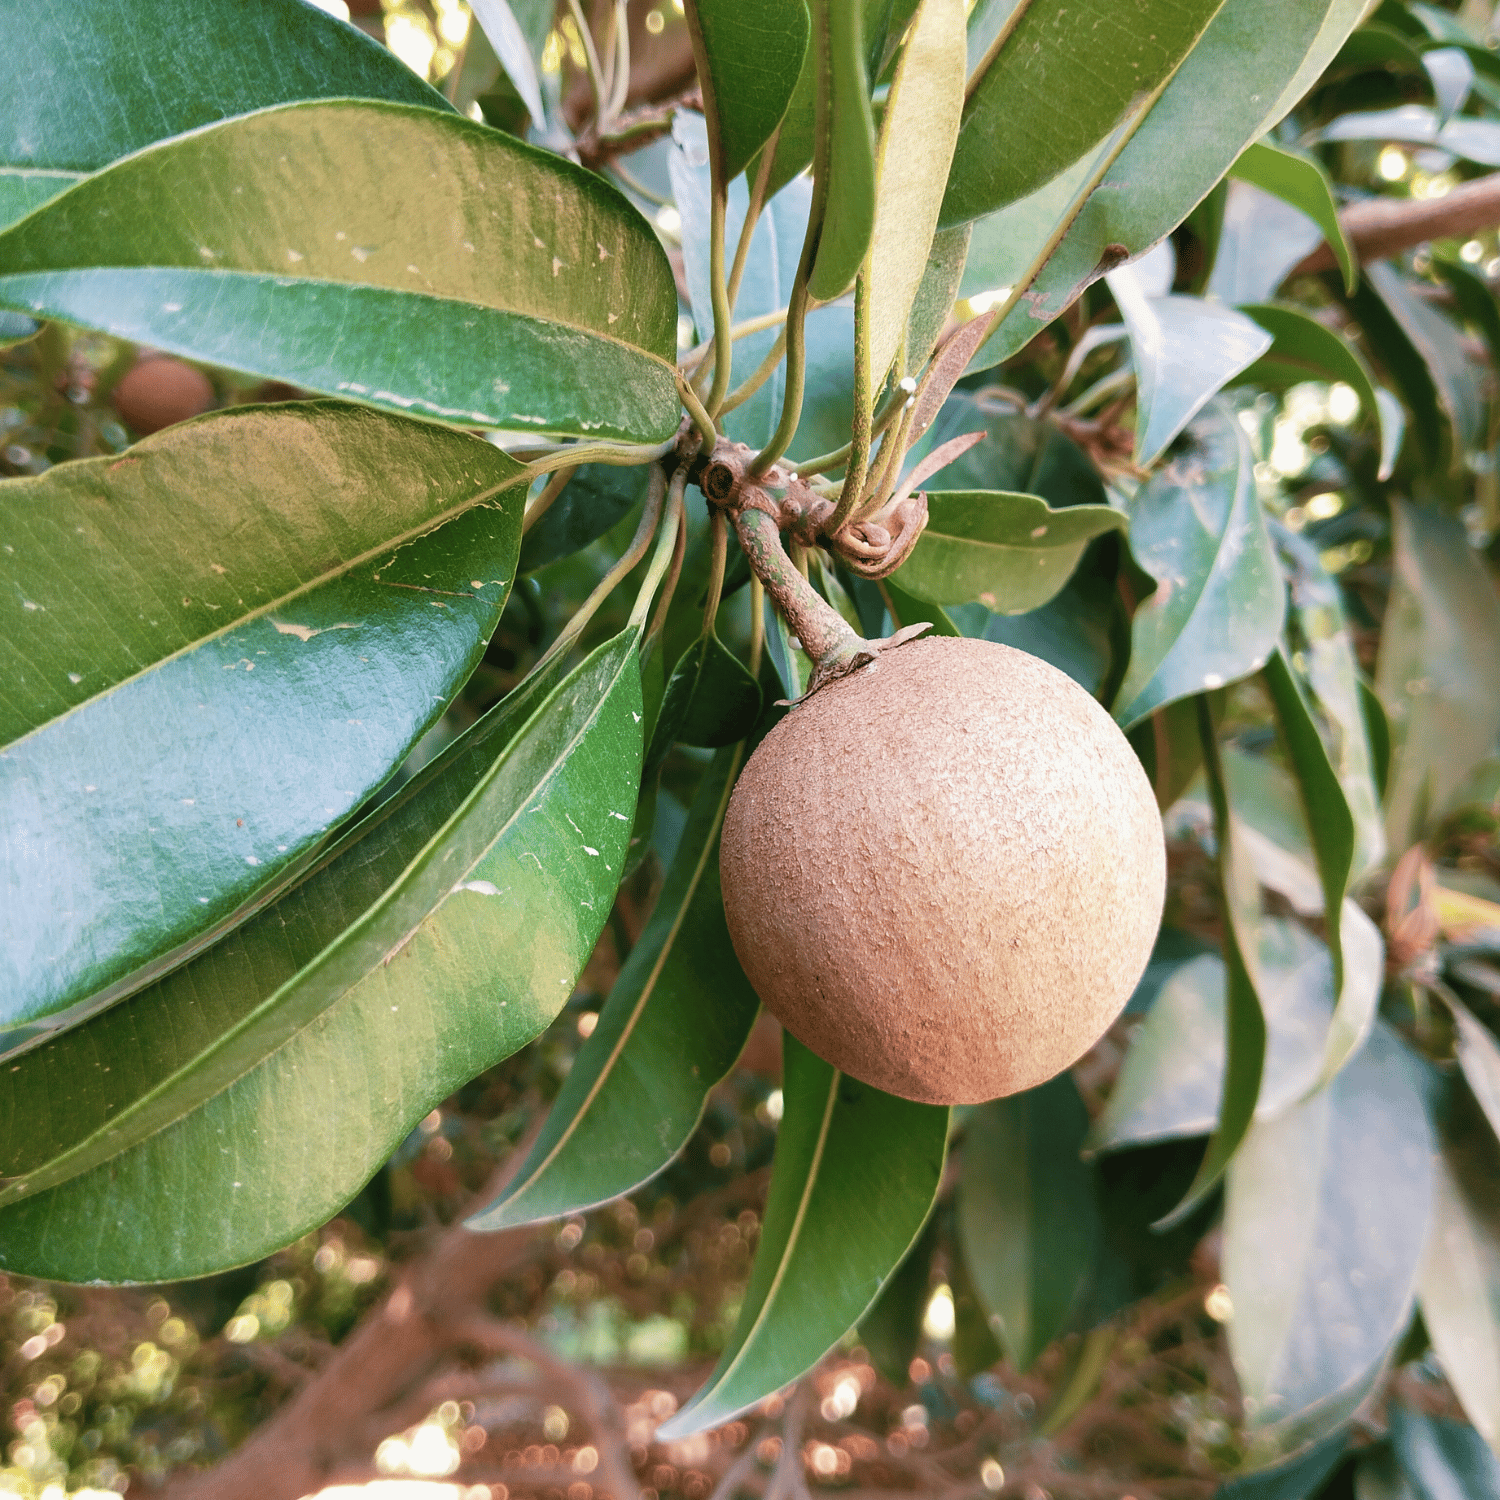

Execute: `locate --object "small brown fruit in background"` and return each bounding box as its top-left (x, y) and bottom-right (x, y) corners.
top-left (110, 355), bottom-right (215, 435)
top-left (719, 636), bottom-right (1166, 1105)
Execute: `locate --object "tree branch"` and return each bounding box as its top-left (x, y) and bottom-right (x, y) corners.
top-left (1291, 171), bottom-right (1500, 276)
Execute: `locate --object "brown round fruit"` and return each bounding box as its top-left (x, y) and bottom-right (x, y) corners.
top-left (110, 356), bottom-right (215, 435)
top-left (719, 635), bottom-right (1166, 1105)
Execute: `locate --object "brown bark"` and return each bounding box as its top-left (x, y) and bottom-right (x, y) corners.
top-left (1290, 171), bottom-right (1500, 275)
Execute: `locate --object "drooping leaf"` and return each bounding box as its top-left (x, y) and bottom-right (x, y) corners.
top-left (1105, 265), bottom-right (1273, 466)
top-left (1156, 700), bottom-right (1267, 1228)
top-left (942, 0), bottom-right (1227, 227)
top-left (1224, 1023), bottom-right (1432, 1463)
top-left (469, 0), bottom-right (548, 129)
top-left (519, 463), bottom-right (650, 574)
top-left (1376, 501), bottom-right (1500, 850)
top-left (686, 0), bottom-right (810, 184)
top-left (1207, 179), bottom-right (1326, 307)
top-left (1422, 47), bottom-right (1475, 125)
top-left (1236, 304), bottom-right (1398, 480)
top-left (964, 0), bottom-right (1367, 372)
top-left (861, 0), bottom-right (966, 388)
top-left (806, 0), bottom-right (878, 301)
top-left (1366, 261), bottom-right (1485, 461)
top-left (1450, 997), bottom-right (1500, 1143)
top-left (1433, 254), bottom-right (1500, 380)
top-left (1112, 403), bottom-right (1285, 731)
top-left (0, 634), bottom-right (643, 1279)
top-left (958, 1076), bottom-right (1100, 1371)
top-left (1346, 274), bottom-right (1446, 472)
top-left (858, 1214), bottom-right (938, 1387)
top-left (904, 225), bottom-right (971, 377)
top-left (0, 403), bottom-right (525, 1053)
top-left (1320, 102), bottom-right (1500, 167)
top-left (2, 1), bottom-right (448, 179)
top-left (1389, 1403), bottom-right (1500, 1498)
top-left (468, 743), bottom-right (760, 1230)
top-left (1229, 140), bottom-right (1357, 293)
top-left (655, 1036), bottom-right (948, 1438)
top-left (1420, 1077), bottom-right (1500, 1450)
top-left (648, 634), bottom-right (763, 757)
top-left (894, 491), bottom-right (1125, 614)
top-left (0, 101), bottom-right (680, 442)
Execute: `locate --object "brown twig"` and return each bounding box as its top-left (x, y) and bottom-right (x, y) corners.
top-left (1291, 171), bottom-right (1500, 275)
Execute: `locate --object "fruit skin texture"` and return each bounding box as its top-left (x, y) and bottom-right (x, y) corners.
top-left (719, 636), bottom-right (1165, 1105)
top-left (110, 356), bottom-right (215, 435)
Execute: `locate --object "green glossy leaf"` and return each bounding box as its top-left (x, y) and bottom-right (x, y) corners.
top-left (1, 403), bottom-right (525, 1053)
top-left (0, 634), bottom-right (643, 1278)
top-left (958, 1077), bottom-right (1099, 1371)
top-left (0, 170), bottom-right (81, 232)
top-left (894, 492), bottom-right (1125, 613)
top-left (1128, 697), bottom-right (1208, 812)
top-left (1088, 922), bottom-right (1343, 1156)
top-left (469, 743), bottom-right (760, 1230)
top-left (1230, 140), bottom-right (1357, 294)
top-left (762, 593), bottom-right (814, 702)
top-left (1275, 526), bottom-right (1386, 876)
top-left (1157, 700), bottom-right (1266, 1229)
top-left (0, 644), bottom-right (573, 1203)
top-left (1208, 179), bottom-right (1326, 308)
top-left (3, 1), bottom-right (448, 175)
top-left (1420, 1079), bottom-right (1500, 1450)
top-left (1105, 266), bottom-right (1273, 466)
top-left (1346, 274), bottom-right (1445, 470)
top-left (881, 576), bottom-right (956, 638)
top-left (1224, 1023), bottom-right (1431, 1460)
top-left (470, 0), bottom-right (547, 128)
top-left (1390, 1405), bottom-right (1500, 1499)
top-left (965, 0), bottom-right (1367, 372)
top-left (649, 633), bottom-right (763, 757)
top-left (1236, 304), bottom-right (1397, 480)
top-left (655, 1035), bottom-right (948, 1438)
top-left (862, 0), bottom-right (966, 387)
top-left (1377, 501), bottom-right (1500, 850)
top-left (687, 0), bottom-right (810, 183)
top-left (1367, 262), bottom-right (1485, 461)
top-left (1263, 648), bottom-right (1365, 1089)
top-left (519, 464), bottom-right (650, 574)
top-left (807, 0), bottom-right (878, 301)
top-left (0, 101), bottom-right (680, 442)
top-left (858, 1214), bottom-right (938, 1387)
top-left (1434, 254), bottom-right (1500, 380)
top-left (943, 0), bottom-right (1227, 227)
top-left (1112, 403), bottom-right (1285, 731)
top-left (1216, 1432), bottom-right (1350, 1499)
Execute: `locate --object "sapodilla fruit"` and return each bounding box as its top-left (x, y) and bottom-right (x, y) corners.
top-left (719, 636), bottom-right (1165, 1105)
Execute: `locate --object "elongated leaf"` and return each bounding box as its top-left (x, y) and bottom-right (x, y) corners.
top-left (687, 0), bottom-right (810, 184)
top-left (905, 225), bottom-right (971, 376)
top-left (656, 1036), bottom-right (948, 1438)
top-left (958, 1076), bottom-right (1099, 1371)
top-left (650, 634), bottom-right (763, 756)
top-left (967, 0), bottom-right (1367, 371)
top-left (1263, 648), bottom-right (1366, 1088)
top-left (1230, 140), bottom-right (1357, 294)
top-left (519, 463), bottom-right (650, 574)
top-left (1320, 102), bottom-right (1500, 167)
top-left (1236, 304), bottom-right (1397, 480)
top-left (1217, 1432), bottom-right (1351, 1499)
top-left (0, 101), bottom-right (680, 442)
top-left (1450, 998), bottom-right (1500, 1143)
top-left (3, 1), bottom-right (448, 177)
top-left (1434, 254), bottom-right (1500, 379)
top-left (943, 0), bottom-right (1227, 227)
top-left (1089, 922), bottom-right (1342, 1156)
top-left (1224, 1023), bottom-right (1431, 1460)
top-left (1367, 261), bottom-right (1485, 461)
top-left (0, 635), bottom-right (643, 1279)
top-left (807, 0), bottom-right (878, 301)
top-left (1, 404), bottom-right (525, 1052)
top-left (1376, 501), bottom-right (1500, 850)
top-left (1207, 179), bottom-right (1326, 308)
top-left (0, 170), bottom-right (82, 232)
top-left (1390, 1405), bottom-right (1500, 1499)
top-left (1112, 403), bottom-right (1285, 731)
top-left (470, 0), bottom-right (547, 128)
top-left (862, 0), bottom-right (966, 387)
top-left (468, 744), bottom-right (760, 1229)
top-left (1420, 1082), bottom-right (1500, 1450)
top-left (0, 643), bottom-right (572, 1202)
top-left (894, 491), bottom-right (1125, 613)
top-left (1157, 701), bottom-right (1266, 1229)
top-left (1105, 267), bottom-right (1273, 466)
